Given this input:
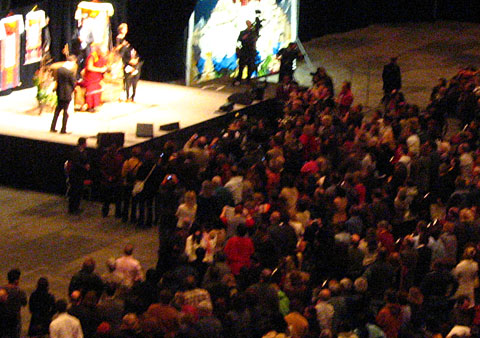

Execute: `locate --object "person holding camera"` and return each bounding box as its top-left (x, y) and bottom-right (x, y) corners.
top-left (277, 42), bottom-right (302, 83)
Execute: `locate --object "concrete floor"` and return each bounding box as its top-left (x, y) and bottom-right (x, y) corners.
top-left (295, 21), bottom-right (480, 109)
top-left (0, 187), bottom-right (158, 335)
top-left (2, 21), bottom-right (479, 335)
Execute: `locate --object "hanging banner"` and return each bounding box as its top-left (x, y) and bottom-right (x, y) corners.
top-left (24, 10), bottom-right (46, 65)
top-left (186, 0), bottom-right (298, 84)
top-left (0, 15), bottom-right (25, 91)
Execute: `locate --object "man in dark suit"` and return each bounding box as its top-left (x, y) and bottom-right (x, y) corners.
top-left (382, 57), bottom-right (402, 97)
top-left (51, 55), bottom-right (77, 134)
top-left (234, 20), bottom-right (259, 85)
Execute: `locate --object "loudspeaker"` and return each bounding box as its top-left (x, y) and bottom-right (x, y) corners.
top-left (228, 92), bottom-right (254, 105)
top-left (251, 84), bottom-right (267, 101)
top-left (219, 101), bottom-right (234, 112)
top-left (159, 122), bottom-right (180, 131)
top-left (97, 132), bottom-right (125, 149)
top-left (136, 123), bottom-right (154, 137)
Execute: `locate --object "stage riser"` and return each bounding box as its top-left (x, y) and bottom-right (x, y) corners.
top-left (0, 100), bottom-right (281, 195)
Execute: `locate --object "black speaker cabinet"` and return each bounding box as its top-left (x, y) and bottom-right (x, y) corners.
top-left (136, 123), bottom-right (154, 137)
top-left (159, 122), bottom-right (180, 131)
top-left (97, 132), bottom-right (125, 149)
top-left (228, 91), bottom-right (254, 105)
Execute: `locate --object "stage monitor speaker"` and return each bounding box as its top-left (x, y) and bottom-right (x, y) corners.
top-left (97, 132), bottom-right (125, 149)
top-left (228, 91), bottom-right (254, 105)
top-left (159, 122), bottom-right (180, 131)
top-left (219, 101), bottom-right (234, 112)
top-left (136, 123), bottom-right (154, 138)
top-left (251, 85), bottom-right (267, 101)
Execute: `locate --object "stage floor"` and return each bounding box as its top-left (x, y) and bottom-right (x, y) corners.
top-left (0, 80), bottom-right (237, 147)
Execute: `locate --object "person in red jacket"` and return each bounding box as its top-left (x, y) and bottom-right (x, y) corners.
top-left (336, 81), bottom-right (354, 114)
top-left (224, 225), bottom-right (254, 275)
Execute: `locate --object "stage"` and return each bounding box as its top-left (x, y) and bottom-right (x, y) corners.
top-left (0, 80), bottom-right (240, 147)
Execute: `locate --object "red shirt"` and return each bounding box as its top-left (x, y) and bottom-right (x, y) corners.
top-left (377, 228), bottom-right (395, 253)
top-left (224, 236), bottom-right (254, 275)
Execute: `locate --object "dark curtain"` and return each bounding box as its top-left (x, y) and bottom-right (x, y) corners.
top-left (3, 0), bottom-right (480, 87)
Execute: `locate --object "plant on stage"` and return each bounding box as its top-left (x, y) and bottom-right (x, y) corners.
top-left (33, 68), bottom-right (57, 113)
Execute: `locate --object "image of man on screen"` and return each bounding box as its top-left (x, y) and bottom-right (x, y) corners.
top-left (233, 20), bottom-right (259, 85)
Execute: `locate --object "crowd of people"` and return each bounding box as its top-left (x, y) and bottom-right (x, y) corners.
top-left (5, 61), bottom-right (480, 338)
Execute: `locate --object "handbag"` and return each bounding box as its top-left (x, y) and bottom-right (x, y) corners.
top-left (132, 164), bottom-right (156, 197)
top-left (126, 161), bottom-right (141, 185)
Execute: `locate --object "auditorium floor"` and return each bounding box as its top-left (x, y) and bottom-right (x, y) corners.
top-left (0, 186), bottom-right (159, 335)
top-left (1, 20), bottom-right (478, 335)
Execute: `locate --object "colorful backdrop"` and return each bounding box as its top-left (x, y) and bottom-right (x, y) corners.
top-left (186, 0), bottom-right (298, 84)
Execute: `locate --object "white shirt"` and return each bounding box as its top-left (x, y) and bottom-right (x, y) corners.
top-left (115, 255), bottom-right (143, 287)
top-left (406, 134), bottom-right (420, 156)
top-left (224, 176), bottom-right (244, 205)
top-left (315, 301), bottom-right (334, 330)
top-left (176, 203), bottom-right (197, 228)
top-left (50, 312), bottom-right (83, 338)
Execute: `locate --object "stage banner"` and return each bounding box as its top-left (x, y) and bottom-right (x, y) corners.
top-left (186, 0), bottom-right (298, 85)
top-left (24, 10), bottom-right (47, 65)
top-left (0, 15), bottom-right (25, 91)
top-left (75, 1), bottom-right (114, 51)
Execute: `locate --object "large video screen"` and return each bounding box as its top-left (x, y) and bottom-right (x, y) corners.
top-left (186, 0), bottom-right (298, 85)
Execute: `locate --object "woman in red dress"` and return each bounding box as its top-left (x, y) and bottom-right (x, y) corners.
top-left (83, 45), bottom-right (108, 112)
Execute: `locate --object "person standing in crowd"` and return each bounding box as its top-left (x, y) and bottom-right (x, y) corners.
top-left (50, 55), bottom-right (77, 134)
top-left (121, 146), bottom-right (143, 223)
top-left (100, 144), bottom-right (124, 218)
top-left (224, 224), bottom-right (255, 275)
top-left (68, 137), bottom-right (90, 215)
top-left (175, 190), bottom-right (197, 229)
top-left (136, 150), bottom-right (161, 228)
top-left (382, 57), bottom-right (402, 98)
top-left (49, 299), bottom-right (83, 338)
top-left (68, 258), bottom-right (104, 299)
top-left (115, 244), bottom-right (144, 289)
top-left (2, 269), bottom-right (27, 338)
top-left (234, 20), bottom-right (259, 86)
top-left (452, 246), bottom-right (479, 305)
top-left (276, 42), bottom-right (302, 83)
top-left (336, 81), bottom-right (354, 114)
top-left (28, 277), bottom-right (56, 338)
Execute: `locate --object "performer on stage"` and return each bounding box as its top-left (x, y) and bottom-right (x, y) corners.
top-left (115, 23), bottom-right (128, 49)
top-left (122, 48), bottom-right (142, 102)
top-left (233, 19), bottom-right (260, 86)
top-left (50, 55), bottom-right (77, 134)
top-left (68, 14), bottom-right (94, 74)
top-left (116, 23), bottom-right (143, 102)
top-left (82, 44), bottom-right (108, 112)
